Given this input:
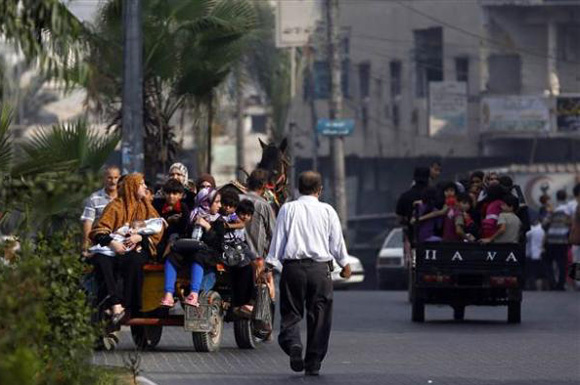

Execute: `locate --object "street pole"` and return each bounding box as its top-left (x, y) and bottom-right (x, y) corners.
top-left (121, 0), bottom-right (144, 175)
top-left (289, 121), bottom-right (296, 199)
top-left (235, 64), bottom-right (245, 181)
top-left (326, 0), bottom-right (348, 232)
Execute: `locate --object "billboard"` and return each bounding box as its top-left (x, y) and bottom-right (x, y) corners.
top-left (429, 81), bottom-right (468, 136)
top-left (556, 96), bottom-right (580, 133)
top-left (481, 96), bottom-right (551, 132)
top-left (275, 0), bottom-right (322, 48)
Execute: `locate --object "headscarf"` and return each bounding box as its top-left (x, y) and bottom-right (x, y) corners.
top-left (195, 173), bottom-right (216, 191)
top-left (168, 162), bottom-right (189, 186)
top-left (189, 187), bottom-right (220, 223)
top-left (90, 173), bottom-right (164, 256)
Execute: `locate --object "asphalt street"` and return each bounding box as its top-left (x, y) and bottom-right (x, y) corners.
top-left (93, 291), bottom-right (580, 385)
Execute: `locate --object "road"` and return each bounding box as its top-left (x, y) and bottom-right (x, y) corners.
top-left (93, 291), bottom-right (580, 385)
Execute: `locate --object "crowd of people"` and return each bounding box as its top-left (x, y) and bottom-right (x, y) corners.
top-left (81, 163), bottom-right (277, 325)
top-left (81, 164), bottom-right (350, 375)
top-left (396, 161), bottom-right (580, 291)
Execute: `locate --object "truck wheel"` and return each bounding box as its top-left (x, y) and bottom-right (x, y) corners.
top-left (507, 301), bottom-right (521, 324)
top-left (234, 319), bottom-right (257, 349)
top-left (412, 299), bottom-right (425, 322)
top-left (131, 325), bottom-right (163, 349)
top-left (453, 306), bottom-right (465, 321)
top-left (192, 293), bottom-right (223, 352)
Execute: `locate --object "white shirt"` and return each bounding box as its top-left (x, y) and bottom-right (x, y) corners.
top-left (526, 223), bottom-right (545, 261)
top-left (266, 195), bottom-right (348, 268)
top-left (565, 199), bottom-right (578, 217)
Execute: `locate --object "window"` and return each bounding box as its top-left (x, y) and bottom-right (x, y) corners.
top-left (251, 115), bottom-right (267, 134)
top-left (488, 54), bottom-right (521, 94)
top-left (414, 27), bottom-right (443, 98)
top-left (389, 60), bottom-right (402, 98)
top-left (313, 60), bottom-right (350, 99)
top-left (558, 24), bottom-right (580, 62)
top-left (455, 56), bottom-right (469, 83)
top-left (390, 60), bottom-right (402, 129)
top-left (358, 61), bottom-right (371, 99)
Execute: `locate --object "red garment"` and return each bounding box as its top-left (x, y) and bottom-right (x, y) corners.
top-left (481, 199), bottom-right (502, 238)
top-left (162, 200), bottom-right (181, 215)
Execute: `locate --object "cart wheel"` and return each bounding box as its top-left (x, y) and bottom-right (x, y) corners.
top-left (131, 325), bottom-right (163, 349)
top-left (192, 292), bottom-right (223, 352)
top-left (507, 301), bottom-right (521, 324)
top-left (412, 299), bottom-right (425, 323)
top-left (234, 318), bottom-right (257, 349)
top-left (453, 306), bottom-right (465, 321)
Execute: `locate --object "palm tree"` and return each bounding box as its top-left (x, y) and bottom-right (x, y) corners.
top-left (244, 2), bottom-right (292, 142)
top-left (81, 0), bottom-right (256, 178)
top-left (0, 107), bottom-right (120, 235)
top-left (0, 0), bottom-right (87, 87)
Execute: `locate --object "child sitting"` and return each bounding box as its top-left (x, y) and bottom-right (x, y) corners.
top-left (454, 193), bottom-right (477, 242)
top-left (88, 218), bottom-right (164, 256)
top-left (415, 187), bottom-right (445, 242)
top-left (481, 195), bottom-right (521, 244)
top-left (153, 179), bottom-right (190, 259)
top-left (441, 182), bottom-right (461, 242)
top-left (220, 189), bottom-right (246, 242)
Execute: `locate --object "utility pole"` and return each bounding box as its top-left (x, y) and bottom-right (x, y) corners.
top-left (326, 0), bottom-right (348, 232)
top-left (235, 64), bottom-right (245, 181)
top-left (121, 0), bottom-right (144, 174)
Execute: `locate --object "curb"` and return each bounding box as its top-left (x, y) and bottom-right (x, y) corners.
top-left (136, 376), bottom-right (159, 385)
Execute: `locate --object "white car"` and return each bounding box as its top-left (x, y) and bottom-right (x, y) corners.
top-left (376, 228), bottom-right (407, 290)
top-left (332, 254), bottom-right (365, 288)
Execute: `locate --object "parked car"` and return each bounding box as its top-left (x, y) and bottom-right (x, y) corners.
top-left (376, 228), bottom-right (407, 290)
top-left (332, 255), bottom-right (365, 289)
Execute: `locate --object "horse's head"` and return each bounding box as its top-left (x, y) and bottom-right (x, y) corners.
top-left (257, 138), bottom-right (290, 209)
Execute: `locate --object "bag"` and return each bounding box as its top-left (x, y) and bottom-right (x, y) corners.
top-left (569, 207), bottom-right (580, 245)
top-left (221, 241), bottom-right (249, 267)
top-left (252, 284), bottom-right (272, 339)
top-left (172, 238), bottom-right (208, 254)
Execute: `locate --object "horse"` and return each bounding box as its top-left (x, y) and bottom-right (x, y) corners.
top-left (227, 138), bottom-right (289, 214)
top-left (257, 138), bottom-right (289, 213)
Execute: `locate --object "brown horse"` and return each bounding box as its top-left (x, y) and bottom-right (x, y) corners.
top-left (227, 138), bottom-right (290, 213)
top-left (257, 138), bottom-right (289, 213)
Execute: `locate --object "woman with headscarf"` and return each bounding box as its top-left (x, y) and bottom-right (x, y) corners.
top-left (155, 162), bottom-right (196, 207)
top-left (195, 173), bottom-right (216, 192)
top-left (160, 187), bottom-right (225, 308)
top-left (90, 173), bottom-right (164, 322)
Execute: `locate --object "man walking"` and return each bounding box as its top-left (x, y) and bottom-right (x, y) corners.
top-left (545, 189), bottom-right (571, 290)
top-left (266, 171), bottom-right (351, 376)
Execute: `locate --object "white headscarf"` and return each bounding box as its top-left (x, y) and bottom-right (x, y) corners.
top-left (168, 162), bottom-right (189, 186)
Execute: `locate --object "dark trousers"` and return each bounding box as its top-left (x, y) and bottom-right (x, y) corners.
top-left (91, 251), bottom-right (147, 314)
top-left (230, 264), bottom-right (255, 307)
top-left (278, 260), bottom-right (333, 370)
top-left (545, 244), bottom-right (569, 290)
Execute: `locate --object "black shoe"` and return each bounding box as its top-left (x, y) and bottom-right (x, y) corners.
top-left (289, 345), bottom-right (304, 372)
top-left (305, 361), bottom-right (321, 376)
top-left (305, 368), bottom-right (320, 376)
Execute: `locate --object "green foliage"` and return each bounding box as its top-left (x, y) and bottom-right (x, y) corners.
top-left (0, 229), bottom-right (99, 385)
top-left (0, 0), bottom-right (88, 87)
top-left (0, 105), bottom-right (12, 172)
top-left (83, 0), bottom-right (256, 178)
top-left (0, 108), bottom-right (118, 235)
top-left (245, 2), bottom-right (292, 141)
top-left (12, 119), bottom-right (120, 177)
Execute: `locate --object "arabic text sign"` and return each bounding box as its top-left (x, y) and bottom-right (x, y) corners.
top-left (481, 96), bottom-right (551, 132)
top-left (316, 118), bottom-right (355, 136)
top-left (557, 96), bottom-right (580, 132)
top-left (276, 0), bottom-right (322, 48)
top-left (429, 81), bottom-right (468, 136)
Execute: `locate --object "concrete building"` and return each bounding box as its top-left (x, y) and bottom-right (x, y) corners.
top-left (287, 0), bottom-right (580, 216)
